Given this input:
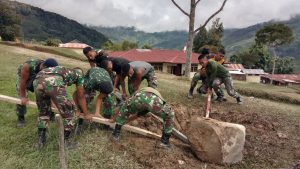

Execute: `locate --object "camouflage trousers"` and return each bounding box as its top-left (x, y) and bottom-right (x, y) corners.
top-left (212, 77), bottom-right (240, 98)
top-left (115, 91), bottom-right (174, 134)
top-left (128, 68), bottom-right (157, 95)
top-left (191, 73), bottom-right (224, 97)
top-left (85, 90), bottom-right (114, 118)
top-left (16, 75), bottom-right (28, 117)
top-left (34, 76), bottom-right (76, 130)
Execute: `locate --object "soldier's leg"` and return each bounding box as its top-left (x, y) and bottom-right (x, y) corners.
top-left (145, 69), bottom-right (158, 89)
top-left (50, 86), bottom-right (77, 140)
top-left (112, 92), bottom-right (149, 140)
top-left (212, 78), bottom-right (225, 101)
top-left (35, 88), bottom-right (51, 147)
top-left (16, 76), bottom-right (27, 127)
top-left (223, 77), bottom-right (242, 104)
top-left (150, 95), bottom-right (174, 148)
top-left (102, 94), bottom-right (114, 119)
top-left (188, 73), bottom-right (201, 98)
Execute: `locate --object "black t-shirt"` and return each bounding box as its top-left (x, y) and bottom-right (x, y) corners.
top-left (89, 54), bottom-right (109, 67)
top-left (110, 57), bottom-right (129, 75)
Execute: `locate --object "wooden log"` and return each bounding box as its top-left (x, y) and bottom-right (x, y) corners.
top-left (55, 114), bottom-right (67, 169)
top-left (0, 94), bottom-right (161, 140)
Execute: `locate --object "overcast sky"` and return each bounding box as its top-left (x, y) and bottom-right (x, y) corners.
top-left (15, 0), bottom-right (300, 32)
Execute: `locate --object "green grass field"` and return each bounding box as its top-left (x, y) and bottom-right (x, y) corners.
top-left (0, 44), bottom-right (300, 168)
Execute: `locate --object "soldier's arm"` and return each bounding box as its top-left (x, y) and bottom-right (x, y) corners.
top-left (113, 75), bottom-right (120, 90)
top-left (133, 69), bottom-right (143, 92)
top-left (95, 93), bottom-right (104, 117)
top-left (19, 63), bottom-right (30, 105)
top-left (120, 75), bottom-right (127, 98)
top-left (76, 86), bottom-right (92, 121)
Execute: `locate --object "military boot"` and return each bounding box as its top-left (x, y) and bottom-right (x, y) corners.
top-left (236, 96), bottom-right (243, 105)
top-left (111, 124), bottom-right (122, 141)
top-left (157, 133), bottom-right (171, 149)
top-left (64, 130), bottom-right (77, 149)
top-left (187, 87), bottom-right (194, 99)
top-left (38, 128), bottom-right (46, 148)
top-left (17, 116), bottom-right (25, 128)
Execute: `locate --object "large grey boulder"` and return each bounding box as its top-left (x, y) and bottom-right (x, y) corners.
top-left (186, 117), bottom-right (246, 164)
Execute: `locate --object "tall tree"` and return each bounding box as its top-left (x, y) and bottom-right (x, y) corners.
top-left (0, 1), bottom-right (21, 41)
top-left (255, 23), bottom-right (294, 82)
top-left (193, 18), bottom-right (224, 53)
top-left (171, 0), bottom-right (227, 77)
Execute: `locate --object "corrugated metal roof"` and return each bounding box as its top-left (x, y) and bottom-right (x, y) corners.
top-left (109, 49), bottom-right (199, 64)
top-left (223, 64), bottom-right (244, 71)
top-left (242, 69), bottom-right (266, 75)
top-left (261, 74), bottom-right (300, 84)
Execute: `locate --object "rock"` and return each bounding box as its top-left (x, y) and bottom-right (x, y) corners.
top-left (178, 160), bottom-right (185, 165)
top-left (277, 132), bottom-right (288, 139)
top-left (294, 149), bottom-right (300, 159)
top-left (186, 117), bottom-right (246, 165)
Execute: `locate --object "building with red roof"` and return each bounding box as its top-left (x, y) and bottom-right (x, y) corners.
top-left (59, 39), bottom-right (89, 49)
top-left (260, 74), bottom-right (300, 86)
top-left (109, 49), bottom-right (200, 76)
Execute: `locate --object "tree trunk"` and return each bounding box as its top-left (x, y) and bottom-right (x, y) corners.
top-left (184, 0), bottom-right (196, 77)
top-left (271, 47), bottom-right (277, 84)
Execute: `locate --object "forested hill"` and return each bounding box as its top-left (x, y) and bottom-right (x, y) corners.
top-left (222, 15), bottom-right (300, 59)
top-left (90, 26), bottom-right (188, 50)
top-left (4, 0), bottom-right (108, 47)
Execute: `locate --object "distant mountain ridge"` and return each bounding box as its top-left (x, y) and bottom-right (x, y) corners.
top-left (222, 15), bottom-right (300, 59)
top-left (4, 0), bottom-right (108, 47)
top-left (90, 26), bottom-right (188, 50)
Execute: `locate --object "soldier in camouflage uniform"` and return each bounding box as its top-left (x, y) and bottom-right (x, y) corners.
top-left (33, 66), bottom-right (92, 148)
top-left (16, 58), bottom-right (58, 127)
top-left (110, 87), bottom-right (174, 148)
top-left (121, 61), bottom-right (157, 95)
top-left (80, 67), bottom-right (114, 118)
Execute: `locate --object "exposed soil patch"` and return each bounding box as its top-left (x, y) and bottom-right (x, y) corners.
top-left (115, 103), bottom-right (300, 169)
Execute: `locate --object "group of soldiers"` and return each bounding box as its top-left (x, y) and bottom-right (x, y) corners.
top-left (15, 46), bottom-right (241, 149)
top-left (16, 47), bottom-right (174, 149)
top-left (187, 48), bottom-right (242, 104)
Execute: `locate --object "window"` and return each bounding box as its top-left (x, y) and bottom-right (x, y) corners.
top-left (152, 63), bottom-right (163, 72)
top-left (191, 64), bottom-right (198, 72)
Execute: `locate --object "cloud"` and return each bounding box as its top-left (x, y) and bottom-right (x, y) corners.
top-left (15, 0), bottom-right (300, 32)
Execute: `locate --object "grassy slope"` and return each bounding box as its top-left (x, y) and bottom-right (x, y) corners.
top-left (0, 44), bottom-right (300, 168)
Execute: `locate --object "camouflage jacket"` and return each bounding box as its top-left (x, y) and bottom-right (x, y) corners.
top-left (36, 66), bottom-right (84, 86)
top-left (17, 59), bottom-right (44, 91)
top-left (84, 67), bottom-right (112, 92)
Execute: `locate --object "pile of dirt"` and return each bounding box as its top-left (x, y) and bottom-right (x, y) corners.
top-left (120, 104), bottom-right (299, 168)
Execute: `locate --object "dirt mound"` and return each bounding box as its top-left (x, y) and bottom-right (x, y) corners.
top-left (121, 103), bottom-right (298, 168)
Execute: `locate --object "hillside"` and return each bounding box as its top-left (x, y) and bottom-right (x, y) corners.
top-left (223, 15), bottom-right (300, 59)
top-left (0, 44), bottom-right (300, 168)
top-left (90, 26), bottom-right (188, 50)
top-left (3, 0), bottom-right (108, 47)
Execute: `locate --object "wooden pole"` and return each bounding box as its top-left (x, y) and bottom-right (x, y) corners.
top-left (0, 94), bottom-right (161, 140)
top-left (149, 113), bottom-right (189, 144)
top-left (205, 89), bottom-right (212, 118)
top-left (55, 114), bottom-right (67, 169)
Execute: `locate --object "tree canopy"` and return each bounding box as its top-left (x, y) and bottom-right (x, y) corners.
top-left (0, 1), bottom-right (21, 41)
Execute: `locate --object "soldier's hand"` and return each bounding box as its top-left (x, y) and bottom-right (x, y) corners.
top-left (109, 118), bottom-right (116, 123)
top-left (20, 97), bottom-right (29, 105)
top-left (83, 113), bottom-right (93, 122)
